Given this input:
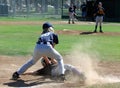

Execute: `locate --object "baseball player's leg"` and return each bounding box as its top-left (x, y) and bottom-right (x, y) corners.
top-left (52, 51), bottom-right (65, 75)
top-left (47, 47), bottom-right (65, 79)
top-left (72, 13), bottom-right (75, 24)
top-left (68, 13), bottom-right (72, 24)
top-left (64, 64), bottom-right (82, 76)
top-left (12, 57), bottom-right (40, 80)
top-left (12, 45), bottom-right (42, 80)
top-left (94, 16), bottom-right (99, 32)
top-left (17, 45), bottom-right (43, 74)
top-left (99, 16), bottom-right (103, 33)
top-left (17, 58), bottom-right (36, 75)
top-left (64, 64), bottom-right (86, 82)
top-left (68, 13), bottom-right (70, 24)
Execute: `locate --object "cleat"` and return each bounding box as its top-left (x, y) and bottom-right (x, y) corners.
top-left (12, 72), bottom-right (20, 80)
top-left (100, 30), bottom-right (103, 33)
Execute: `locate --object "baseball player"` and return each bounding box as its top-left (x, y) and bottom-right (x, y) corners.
top-left (27, 57), bottom-right (58, 76)
top-left (12, 22), bottom-right (65, 81)
top-left (93, 2), bottom-right (105, 33)
top-left (24, 57), bottom-right (86, 82)
top-left (68, 3), bottom-right (76, 24)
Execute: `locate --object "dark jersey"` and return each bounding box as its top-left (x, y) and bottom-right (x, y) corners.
top-left (81, 4), bottom-right (87, 12)
top-left (95, 7), bottom-right (105, 16)
top-left (69, 5), bottom-right (76, 13)
top-left (37, 32), bottom-right (59, 45)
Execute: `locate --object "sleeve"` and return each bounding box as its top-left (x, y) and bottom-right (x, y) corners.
top-left (53, 34), bottom-right (59, 44)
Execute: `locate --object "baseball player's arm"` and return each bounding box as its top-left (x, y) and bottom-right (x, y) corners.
top-left (50, 58), bottom-right (58, 64)
top-left (42, 56), bottom-right (51, 65)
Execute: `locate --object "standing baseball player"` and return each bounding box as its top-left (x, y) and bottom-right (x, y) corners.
top-left (12, 22), bottom-right (65, 81)
top-left (68, 3), bottom-right (76, 24)
top-left (93, 2), bottom-right (105, 33)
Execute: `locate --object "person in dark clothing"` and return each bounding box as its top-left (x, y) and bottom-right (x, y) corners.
top-left (80, 2), bottom-right (87, 20)
top-left (93, 2), bottom-right (105, 33)
top-left (68, 3), bottom-right (76, 24)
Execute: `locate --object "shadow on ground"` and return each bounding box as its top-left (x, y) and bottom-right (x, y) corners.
top-left (80, 31), bottom-right (94, 35)
top-left (3, 77), bottom-right (57, 87)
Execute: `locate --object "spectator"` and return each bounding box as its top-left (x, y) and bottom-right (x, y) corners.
top-left (80, 2), bottom-right (87, 21)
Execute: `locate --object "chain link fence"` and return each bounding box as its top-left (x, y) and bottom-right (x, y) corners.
top-left (0, 0), bottom-right (62, 18)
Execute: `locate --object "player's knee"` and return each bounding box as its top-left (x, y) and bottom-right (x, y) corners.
top-left (29, 59), bottom-right (36, 65)
top-left (55, 55), bottom-right (63, 62)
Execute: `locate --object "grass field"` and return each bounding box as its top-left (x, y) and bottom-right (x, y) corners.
top-left (0, 18), bottom-right (120, 88)
top-left (0, 20), bottom-right (119, 61)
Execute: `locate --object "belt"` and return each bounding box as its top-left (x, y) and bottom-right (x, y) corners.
top-left (37, 41), bottom-right (50, 44)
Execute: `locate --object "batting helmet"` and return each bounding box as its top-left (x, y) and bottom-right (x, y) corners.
top-left (42, 22), bottom-right (54, 33)
top-left (42, 22), bottom-right (53, 29)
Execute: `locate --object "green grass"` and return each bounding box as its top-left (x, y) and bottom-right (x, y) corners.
top-left (55, 23), bottom-right (120, 32)
top-left (0, 25), bottom-right (40, 55)
top-left (58, 34), bottom-right (120, 61)
top-left (0, 21), bottom-right (120, 61)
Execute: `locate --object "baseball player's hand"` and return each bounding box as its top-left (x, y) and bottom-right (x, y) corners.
top-left (43, 56), bottom-right (51, 65)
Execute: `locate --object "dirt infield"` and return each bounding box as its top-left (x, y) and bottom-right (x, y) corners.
top-left (0, 21), bottom-right (95, 25)
top-left (0, 55), bottom-right (120, 88)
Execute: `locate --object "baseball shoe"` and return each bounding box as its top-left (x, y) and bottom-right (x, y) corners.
top-left (93, 30), bottom-right (97, 33)
top-left (12, 72), bottom-right (20, 80)
top-left (100, 30), bottom-right (103, 33)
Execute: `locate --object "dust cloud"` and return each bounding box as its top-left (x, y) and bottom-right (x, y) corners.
top-left (64, 42), bottom-right (120, 85)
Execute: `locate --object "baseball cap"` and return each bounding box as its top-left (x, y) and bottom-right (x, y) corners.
top-left (42, 22), bottom-right (53, 29)
top-left (99, 2), bottom-right (102, 5)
